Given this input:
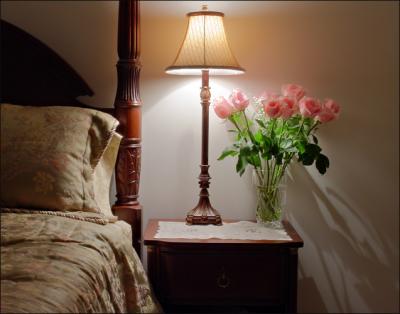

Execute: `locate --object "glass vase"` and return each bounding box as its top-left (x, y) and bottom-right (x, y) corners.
top-left (252, 165), bottom-right (287, 229)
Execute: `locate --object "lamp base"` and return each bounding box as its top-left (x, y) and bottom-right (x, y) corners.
top-left (186, 197), bottom-right (222, 225)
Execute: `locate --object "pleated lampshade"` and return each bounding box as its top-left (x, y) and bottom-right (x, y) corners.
top-left (165, 9), bottom-right (245, 76)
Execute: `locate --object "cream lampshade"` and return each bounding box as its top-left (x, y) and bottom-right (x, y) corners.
top-left (166, 6), bottom-right (245, 225)
top-left (165, 8), bottom-right (244, 75)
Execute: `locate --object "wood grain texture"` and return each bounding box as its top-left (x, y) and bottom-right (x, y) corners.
top-left (185, 70), bottom-right (222, 225)
top-left (144, 219), bottom-right (303, 313)
top-left (111, 0), bottom-right (143, 258)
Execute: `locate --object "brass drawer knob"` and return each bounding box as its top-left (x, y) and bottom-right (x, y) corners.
top-left (217, 267), bottom-right (230, 289)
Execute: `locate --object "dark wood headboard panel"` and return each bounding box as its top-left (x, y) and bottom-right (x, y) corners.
top-left (0, 20), bottom-right (93, 106)
top-left (0, 0), bottom-right (143, 257)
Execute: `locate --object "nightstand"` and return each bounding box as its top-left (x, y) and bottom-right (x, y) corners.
top-left (144, 219), bottom-right (304, 313)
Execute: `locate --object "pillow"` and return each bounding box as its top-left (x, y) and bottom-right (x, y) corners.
top-left (93, 132), bottom-right (122, 216)
top-left (0, 103), bottom-right (119, 213)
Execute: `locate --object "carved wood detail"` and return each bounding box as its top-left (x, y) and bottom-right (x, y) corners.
top-left (112, 0), bottom-right (143, 258)
top-left (115, 139), bottom-right (141, 203)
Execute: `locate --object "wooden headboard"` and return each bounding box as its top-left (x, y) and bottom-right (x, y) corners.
top-left (0, 20), bottom-right (94, 106)
top-left (0, 0), bottom-right (143, 257)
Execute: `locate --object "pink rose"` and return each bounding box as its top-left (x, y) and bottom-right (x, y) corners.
top-left (323, 99), bottom-right (340, 116)
top-left (299, 97), bottom-right (321, 118)
top-left (213, 96), bottom-right (234, 119)
top-left (279, 96), bottom-right (298, 119)
top-left (316, 108), bottom-right (336, 123)
top-left (263, 99), bottom-right (282, 118)
top-left (256, 91), bottom-right (279, 102)
top-left (281, 84), bottom-right (306, 101)
top-left (316, 99), bottom-right (340, 123)
top-left (229, 89), bottom-right (250, 111)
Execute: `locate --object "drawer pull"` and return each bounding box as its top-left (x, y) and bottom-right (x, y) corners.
top-left (217, 267), bottom-right (230, 289)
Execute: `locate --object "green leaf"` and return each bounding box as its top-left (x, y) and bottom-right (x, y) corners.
top-left (285, 146), bottom-right (298, 153)
top-left (262, 136), bottom-right (271, 149)
top-left (255, 119), bottom-right (267, 129)
top-left (236, 158), bottom-right (242, 173)
top-left (240, 145), bottom-right (252, 156)
top-left (247, 154), bottom-right (261, 167)
top-left (316, 154), bottom-right (330, 174)
top-left (295, 140), bottom-right (307, 154)
top-left (275, 126), bottom-right (283, 136)
top-left (275, 154), bottom-right (283, 165)
top-left (231, 112), bottom-right (242, 126)
top-left (288, 124), bottom-right (300, 130)
top-left (287, 115), bottom-right (301, 126)
top-left (280, 139), bottom-right (293, 150)
top-left (298, 143), bottom-right (321, 166)
top-left (270, 143), bottom-right (279, 156)
top-left (299, 153), bottom-right (314, 166)
top-left (217, 148), bottom-right (238, 160)
top-left (254, 154), bottom-right (261, 167)
top-left (254, 131), bottom-right (263, 144)
top-left (236, 154), bottom-right (248, 176)
top-left (305, 143), bottom-right (322, 157)
top-left (303, 117), bottom-right (313, 127)
top-left (261, 151), bottom-right (271, 160)
top-left (247, 130), bottom-right (257, 145)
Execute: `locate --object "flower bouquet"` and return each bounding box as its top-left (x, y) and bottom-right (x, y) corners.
top-left (214, 84), bottom-right (340, 227)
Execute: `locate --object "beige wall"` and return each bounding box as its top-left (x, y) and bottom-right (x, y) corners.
top-left (2, 1), bottom-right (398, 313)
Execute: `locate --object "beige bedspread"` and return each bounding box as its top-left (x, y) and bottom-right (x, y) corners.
top-left (0, 211), bottom-right (161, 313)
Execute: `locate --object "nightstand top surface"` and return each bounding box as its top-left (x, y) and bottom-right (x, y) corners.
top-left (144, 219), bottom-right (303, 247)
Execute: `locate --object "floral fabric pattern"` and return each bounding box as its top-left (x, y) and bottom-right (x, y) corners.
top-left (0, 104), bottom-right (119, 213)
top-left (0, 211), bottom-right (161, 313)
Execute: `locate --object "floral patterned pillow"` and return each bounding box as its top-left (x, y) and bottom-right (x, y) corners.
top-left (0, 104), bottom-right (119, 213)
top-left (93, 132), bottom-right (122, 216)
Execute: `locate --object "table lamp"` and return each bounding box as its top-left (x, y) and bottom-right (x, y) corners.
top-left (166, 5), bottom-right (245, 225)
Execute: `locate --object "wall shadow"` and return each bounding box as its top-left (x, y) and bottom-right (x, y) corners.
top-left (287, 163), bottom-right (398, 313)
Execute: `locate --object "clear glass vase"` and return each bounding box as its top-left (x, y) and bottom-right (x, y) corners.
top-left (252, 165), bottom-right (287, 229)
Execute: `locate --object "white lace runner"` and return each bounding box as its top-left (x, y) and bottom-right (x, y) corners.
top-left (155, 221), bottom-right (292, 241)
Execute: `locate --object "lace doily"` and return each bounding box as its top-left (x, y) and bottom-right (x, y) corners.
top-left (154, 221), bottom-right (291, 241)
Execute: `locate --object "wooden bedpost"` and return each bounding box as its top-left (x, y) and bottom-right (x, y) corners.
top-left (112, 0), bottom-right (142, 258)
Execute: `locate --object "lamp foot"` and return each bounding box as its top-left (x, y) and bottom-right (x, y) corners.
top-left (186, 197), bottom-right (222, 225)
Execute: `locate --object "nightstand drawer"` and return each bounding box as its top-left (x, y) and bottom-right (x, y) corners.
top-left (159, 248), bottom-right (285, 305)
top-left (145, 220), bottom-right (303, 312)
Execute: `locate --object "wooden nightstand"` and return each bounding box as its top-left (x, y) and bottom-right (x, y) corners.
top-left (144, 219), bottom-right (304, 313)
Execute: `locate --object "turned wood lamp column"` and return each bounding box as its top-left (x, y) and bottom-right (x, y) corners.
top-left (186, 69), bottom-right (221, 225)
top-left (165, 6), bottom-right (245, 225)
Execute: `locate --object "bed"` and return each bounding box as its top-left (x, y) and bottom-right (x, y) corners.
top-left (0, 1), bottom-right (160, 313)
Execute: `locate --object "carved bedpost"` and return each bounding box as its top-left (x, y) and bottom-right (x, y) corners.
top-left (112, 0), bottom-right (142, 258)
